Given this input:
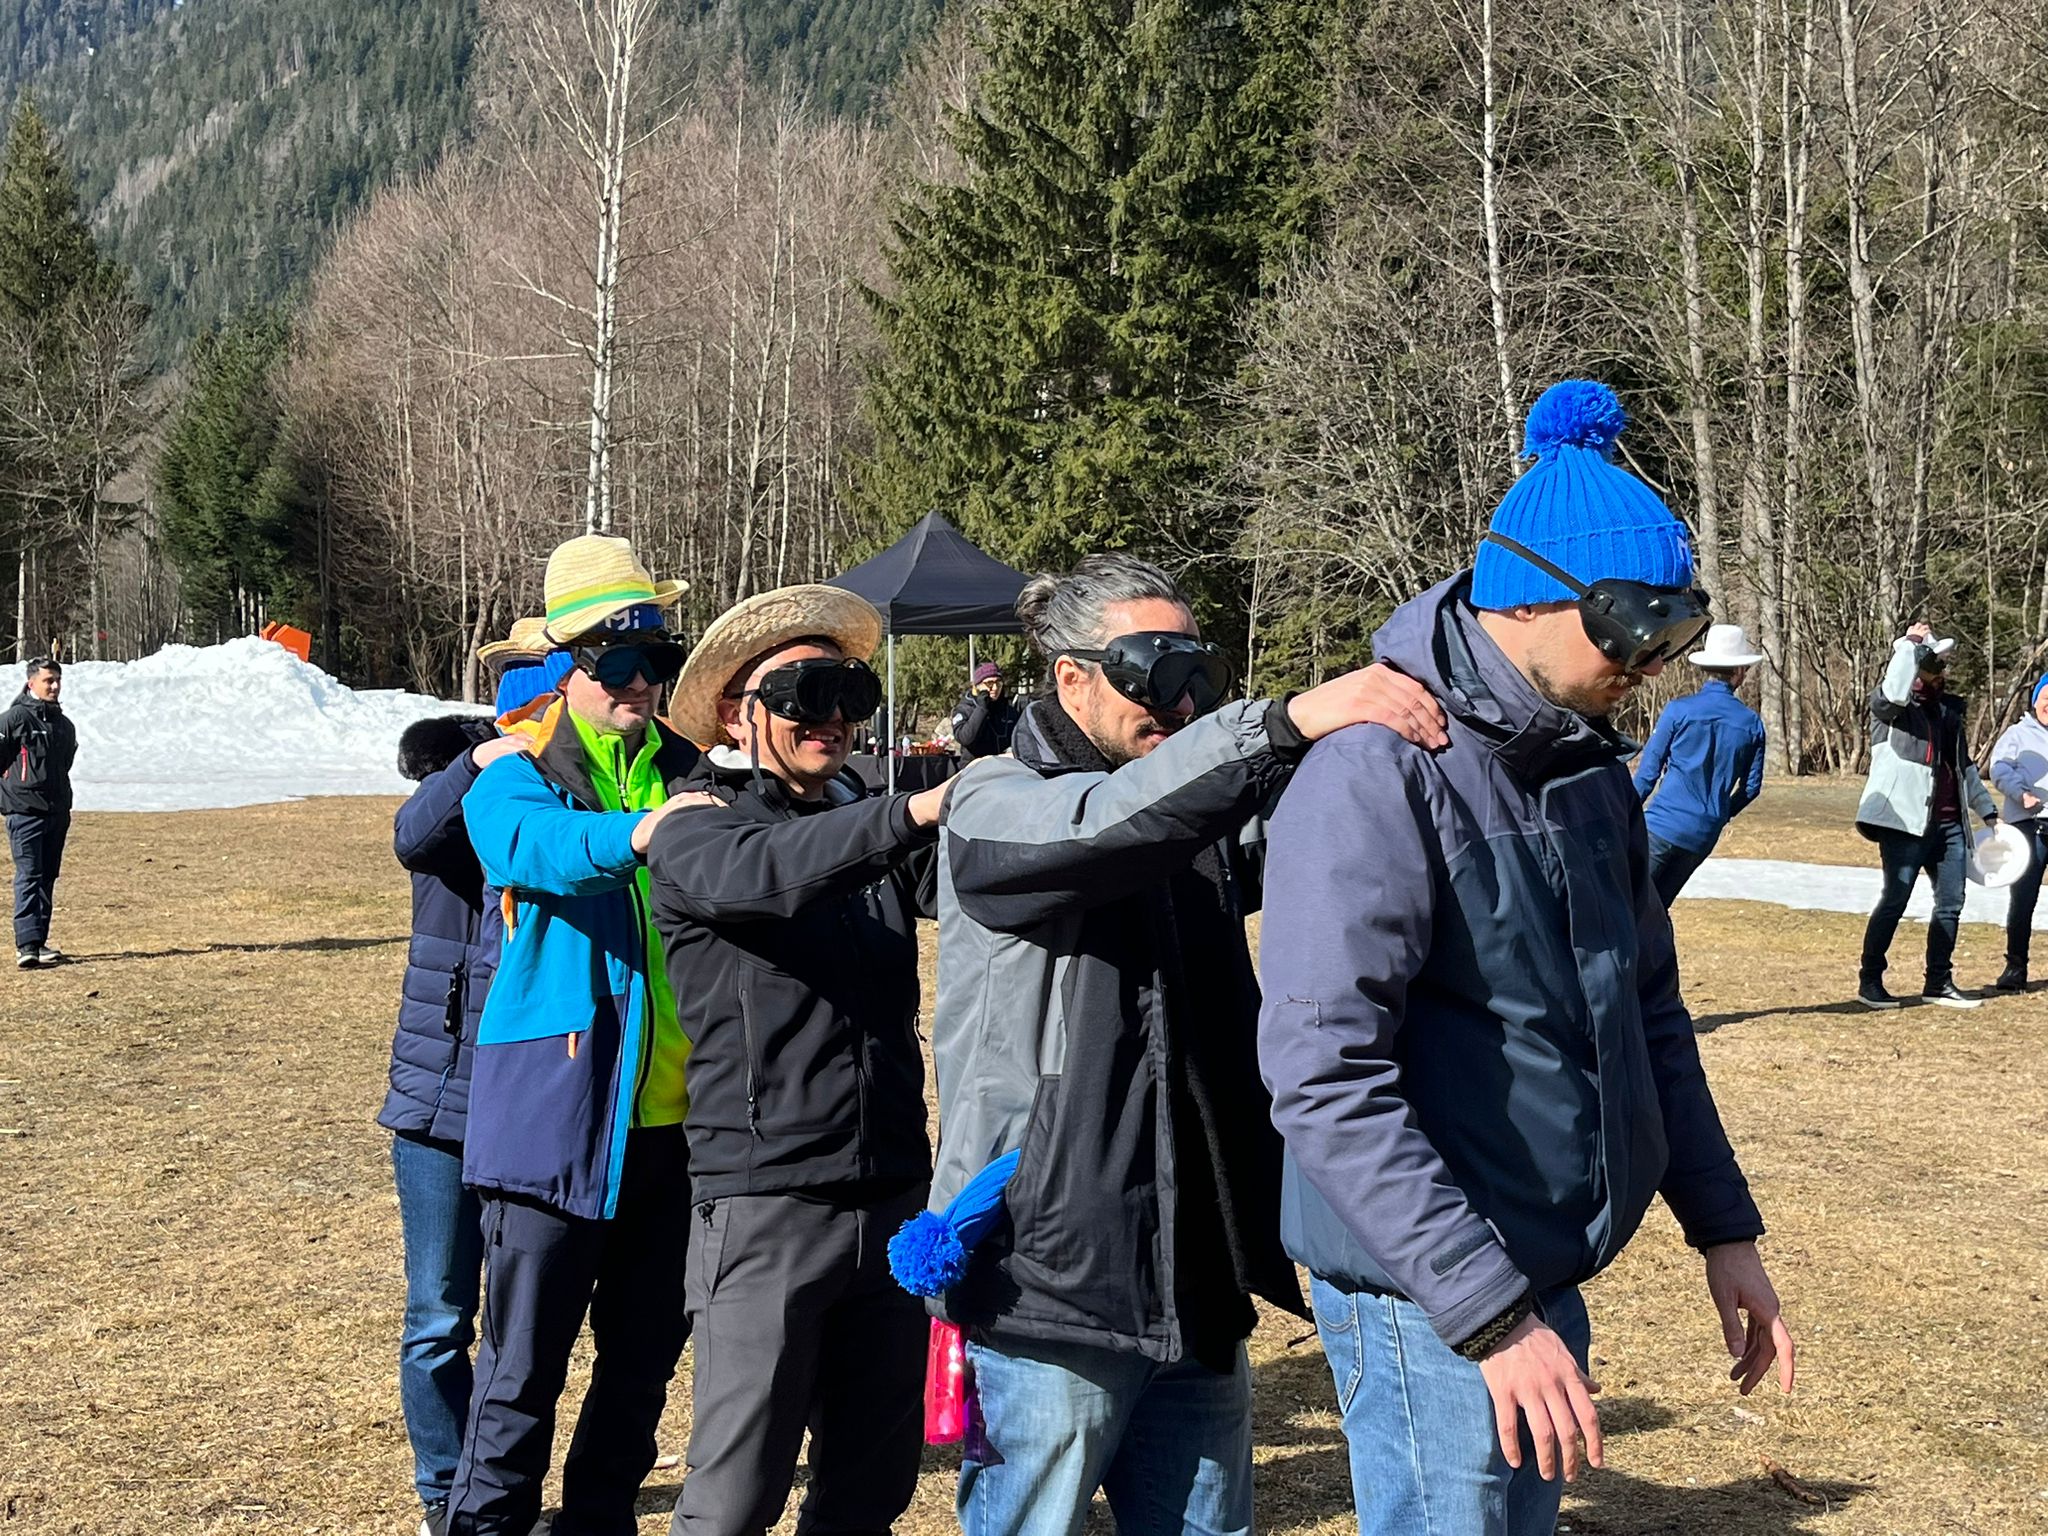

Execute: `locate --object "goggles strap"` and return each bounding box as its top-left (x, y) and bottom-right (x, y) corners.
top-left (1481, 533), bottom-right (1592, 599)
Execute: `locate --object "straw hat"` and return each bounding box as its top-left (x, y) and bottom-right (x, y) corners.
top-left (476, 616), bottom-right (551, 670)
top-left (671, 584), bottom-right (883, 748)
top-left (540, 535), bottom-right (687, 643)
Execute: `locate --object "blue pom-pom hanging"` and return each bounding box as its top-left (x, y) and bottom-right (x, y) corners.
top-left (1522, 379), bottom-right (1628, 457)
top-left (889, 1211), bottom-right (970, 1297)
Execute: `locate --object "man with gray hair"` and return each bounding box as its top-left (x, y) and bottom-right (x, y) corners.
top-left (926, 552), bottom-right (1449, 1535)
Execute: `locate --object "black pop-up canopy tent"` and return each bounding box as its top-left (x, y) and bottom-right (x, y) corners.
top-left (828, 511), bottom-right (1028, 789)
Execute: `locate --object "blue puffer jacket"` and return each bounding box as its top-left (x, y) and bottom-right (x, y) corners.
top-left (378, 716), bottom-right (501, 1146)
top-left (1258, 574), bottom-right (1764, 1349)
top-left (461, 699), bottom-right (700, 1220)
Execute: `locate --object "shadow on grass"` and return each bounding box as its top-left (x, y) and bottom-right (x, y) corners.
top-left (68, 935), bottom-right (404, 962)
top-left (1564, 1467), bottom-right (1873, 1534)
top-left (1693, 999), bottom-right (1871, 1033)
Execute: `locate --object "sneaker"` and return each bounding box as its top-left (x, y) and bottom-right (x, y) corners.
top-left (1994, 964), bottom-right (2028, 993)
top-left (14, 948), bottom-right (35, 970)
top-left (1921, 980), bottom-right (1982, 1009)
top-left (418, 1503), bottom-right (449, 1536)
top-left (1856, 979), bottom-right (1903, 1010)
top-left (34, 945), bottom-right (63, 967)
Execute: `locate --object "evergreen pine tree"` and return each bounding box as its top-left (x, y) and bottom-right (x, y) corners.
top-left (0, 99), bottom-right (101, 324)
top-left (854, 0), bottom-right (1336, 611)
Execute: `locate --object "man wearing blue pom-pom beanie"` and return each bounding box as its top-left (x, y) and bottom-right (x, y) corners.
top-left (1259, 380), bottom-right (1796, 1536)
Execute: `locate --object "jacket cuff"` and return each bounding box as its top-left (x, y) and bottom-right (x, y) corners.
top-left (1264, 696), bottom-right (1311, 766)
top-left (594, 809), bottom-right (650, 873)
top-left (890, 792), bottom-right (940, 844)
top-left (1420, 1245), bottom-right (1533, 1350)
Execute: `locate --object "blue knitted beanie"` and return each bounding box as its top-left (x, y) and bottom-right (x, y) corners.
top-left (2032, 672), bottom-right (2048, 709)
top-left (1470, 380), bottom-right (1696, 610)
top-left (495, 649), bottom-right (575, 717)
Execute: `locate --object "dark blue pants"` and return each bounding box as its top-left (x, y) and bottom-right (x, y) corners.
top-left (449, 1124), bottom-right (692, 1536)
top-left (1862, 820), bottom-right (1969, 991)
top-left (392, 1133), bottom-right (485, 1509)
top-left (2005, 819), bottom-right (2048, 970)
top-left (7, 810), bottom-right (68, 950)
top-left (1647, 834), bottom-right (1711, 908)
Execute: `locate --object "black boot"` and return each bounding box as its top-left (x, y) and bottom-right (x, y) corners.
top-left (1995, 962), bottom-right (2028, 992)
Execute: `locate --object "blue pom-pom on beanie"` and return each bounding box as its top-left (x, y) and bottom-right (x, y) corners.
top-left (1471, 379), bottom-right (1696, 610)
top-left (888, 1149), bottom-right (1021, 1298)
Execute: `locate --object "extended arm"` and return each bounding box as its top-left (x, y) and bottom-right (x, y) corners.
top-left (393, 750), bottom-right (485, 871)
top-left (645, 792), bottom-right (934, 925)
top-left (462, 757), bottom-right (645, 897)
top-left (1632, 709), bottom-right (1675, 802)
top-left (1869, 638), bottom-right (1920, 725)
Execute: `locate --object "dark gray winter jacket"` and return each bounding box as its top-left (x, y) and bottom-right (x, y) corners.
top-left (1258, 574), bottom-right (1764, 1350)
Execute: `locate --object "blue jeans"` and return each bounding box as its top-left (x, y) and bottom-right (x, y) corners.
top-left (392, 1133), bottom-right (485, 1508)
top-left (957, 1336), bottom-right (1252, 1536)
top-left (1862, 820), bottom-right (1969, 990)
top-left (1647, 834), bottom-right (1710, 908)
top-left (1312, 1277), bottom-right (1591, 1536)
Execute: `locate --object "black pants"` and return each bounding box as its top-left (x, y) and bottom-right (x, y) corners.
top-left (1862, 820), bottom-right (1969, 991)
top-left (7, 810), bottom-right (69, 950)
top-left (2006, 819), bottom-right (2048, 971)
top-left (671, 1184), bottom-right (929, 1536)
top-left (449, 1124), bottom-right (692, 1536)
top-left (1647, 834), bottom-right (1711, 909)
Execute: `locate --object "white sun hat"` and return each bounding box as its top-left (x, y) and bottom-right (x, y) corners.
top-left (1688, 623), bottom-right (1765, 669)
top-left (1969, 822), bottom-right (2033, 889)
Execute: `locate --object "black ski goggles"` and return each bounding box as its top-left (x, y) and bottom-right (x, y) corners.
top-left (1063, 632), bottom-right (1236, 716)
top-left (729, 657), bottom-right (883, 725)
top-left (571, 633), bottom-right (687, 688)
top-left (1483, 533), bottom-right (1712, 672)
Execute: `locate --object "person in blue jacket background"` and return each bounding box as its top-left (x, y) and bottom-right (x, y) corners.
top-left (380, 621), bottom-right (569, 1536)
top-left (1633, 623), bottom-right (1769, 905)
top-left (448, 536), bottom-right (713, 1536)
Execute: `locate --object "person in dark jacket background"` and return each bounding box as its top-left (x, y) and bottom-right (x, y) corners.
top-left (950, 661), bottom-right (1019, 758)
top-left (380, 623), bottom-right (563, 1536)
top-left (929, 553), bottom-right (1448, 1535)
top-left (1259, 381), bottom-right (1794, 1536)
top-left (1633, 623), bottom-right (1769, 905)
top-left (649, 584), bottom-right (948, 1536)
top-left (2, 657), bottom-right (78, 967)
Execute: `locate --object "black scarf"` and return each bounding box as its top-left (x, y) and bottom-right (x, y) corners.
top-left (1034, 697), bottom-right (1291, 1367)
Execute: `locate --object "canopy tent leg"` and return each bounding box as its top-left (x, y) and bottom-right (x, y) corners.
top-left (887, 634), bottom-right (897, 794)
top-left (968, 635), bottom-right (977, 679)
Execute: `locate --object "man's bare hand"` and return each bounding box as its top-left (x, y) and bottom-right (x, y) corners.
top-left (630, 791), bottom-right (723, 855)
top-left (1286, 663), bottom-right (1450, 750)
top-left (907, 780), bottom-right (951, 830)
top-left (1476, 1313), bottom-right (1603, 1482)
top-left (1705, 1242), bottom-right (1795, 1396)
top-left (471, 734), bottom-right (532, 769)
top-left (2022, 792), bottom-right (2041, 812)
top-left (1904, 621), bottom-right (1933, 645)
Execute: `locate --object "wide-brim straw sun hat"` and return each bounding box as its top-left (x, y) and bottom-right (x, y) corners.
top-left (1688, 623), bottom-right (1765, 669)
top-left (476, 616), bottom-right (551, 670)
top-left (671, 584), bottom-right (884, 749)
top-left (540, 534), bottom-right (688, 644)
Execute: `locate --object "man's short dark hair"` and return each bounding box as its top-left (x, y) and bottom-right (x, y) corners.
top-left (27, 657), bottom-right (58, 679)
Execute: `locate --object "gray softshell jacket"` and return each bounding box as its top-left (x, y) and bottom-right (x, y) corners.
top-left (929, 698), bottom-right (1305, 1361)
top-left (1258, 574), bottom-right (1764, 1349)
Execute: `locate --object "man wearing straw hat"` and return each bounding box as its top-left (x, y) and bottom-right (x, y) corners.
top-left (646, 583), bottom-right (946, 1536)
top-left (381, 615), bottom-right (564, 1536)
top-left (1632, 622), bottom-right (1769, 906)
top-left (450, 536), bottom-right (713, 1536)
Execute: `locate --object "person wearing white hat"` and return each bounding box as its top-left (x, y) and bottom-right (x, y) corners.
top-left (1986, 670), bottom-right (2048, 991)
top-left (1631, 623), bottom-right (1769, 905)
top-left (1854, 620), bottom-right (1999, 1010)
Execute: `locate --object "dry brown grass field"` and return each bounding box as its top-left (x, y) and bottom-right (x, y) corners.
top-left (2, 782), bottom-right (2044, 1535)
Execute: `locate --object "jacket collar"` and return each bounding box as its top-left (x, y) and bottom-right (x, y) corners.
top-left (1374, 572), bottom-right (1634, 782)
top-left (690, 743), bottom-right (862, 814)
top-left (527, 698), bottom-right (700, 811)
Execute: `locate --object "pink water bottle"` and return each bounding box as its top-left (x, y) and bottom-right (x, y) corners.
top-left (923, 1319), bottom-right (969, 1444)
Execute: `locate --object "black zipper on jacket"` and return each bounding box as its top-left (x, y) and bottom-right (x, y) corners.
top-left (840, 904), bottom-right (871, 1180)
top-left (739, 968), bottom-right (761, 1135)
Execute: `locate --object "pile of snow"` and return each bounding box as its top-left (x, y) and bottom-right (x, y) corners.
top-left (1682, 856), bottom-right (2047, 930)
top-left (59, 637), bottom-right (483, 812)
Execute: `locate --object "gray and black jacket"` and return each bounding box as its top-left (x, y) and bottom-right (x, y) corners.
top-left (0, 690), bottom-right (76, 816)
top-left (930, 698), bottom-right (1308, 1363)
top-left (1855, 638), bottom-right (1995, 839)
top-left (645, 748), bottom-right (937, 1203)
top-left (1258, 575), bottom-right (1765, 1350)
